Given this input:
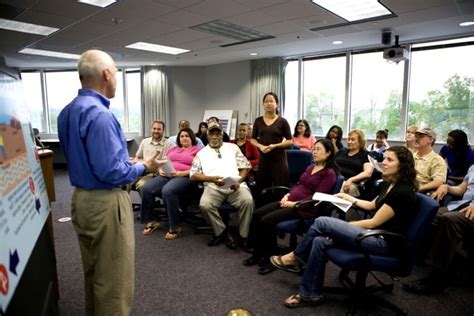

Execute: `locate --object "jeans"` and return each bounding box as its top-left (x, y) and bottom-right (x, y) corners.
top-left (140, 175), bottom-right (194, 230)
top-left (294, 217), bottom-right (390, 298)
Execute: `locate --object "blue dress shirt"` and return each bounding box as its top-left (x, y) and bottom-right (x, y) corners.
top-left (58, 89), bottom-right (145, 189)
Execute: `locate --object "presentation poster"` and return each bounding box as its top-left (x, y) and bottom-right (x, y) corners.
top-left (0, 70), bottom-right (51, 313)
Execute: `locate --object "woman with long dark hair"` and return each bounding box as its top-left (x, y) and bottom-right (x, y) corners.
top-left (292, 119), bottom-right (316, 152)
top-left (439, 129), bottom-right (474, 184)
top-left (270, 146), bottom-right (418, 308)
top-left (325, 125), bottom-right (344, 153)
top-left (195, 122), bottom-right (208, 139)
top-left (243, 139), bottom-right (338, 274)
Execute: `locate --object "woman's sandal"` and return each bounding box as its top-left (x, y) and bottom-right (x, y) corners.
top-left (143, 222), bottom-right (161, 235)
top-left (270, 255), bottom-right (301, 273)
top-left (284, 294), bottom-right (322, 308)
top-left (164, 227), bottom-right (182, 240)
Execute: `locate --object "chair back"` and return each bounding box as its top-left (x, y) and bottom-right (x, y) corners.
top-left (399, 193), bottom-right (438, 274)
top-left (286, 149), bottom-right (313, 186)
top-left (331, 175), bottom-right (345, 194)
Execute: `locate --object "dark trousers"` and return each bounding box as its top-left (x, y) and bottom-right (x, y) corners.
top-left (247, 201), bottom-right (300, 258)
top-left (426, 207), bottom-right (474, 272)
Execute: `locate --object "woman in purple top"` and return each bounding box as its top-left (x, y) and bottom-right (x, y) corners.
top-left (243, 138), bottom-right (338, 274)
top-left (140, 127), bottom-right (201, 239)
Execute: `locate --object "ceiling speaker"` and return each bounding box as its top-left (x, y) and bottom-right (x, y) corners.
top-left (381, 30), bottom-right (392, 46)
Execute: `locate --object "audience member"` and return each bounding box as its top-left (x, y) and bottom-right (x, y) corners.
top-left (335, 129), bottom-right (373, 197)
top-left (292, 119), bottom-right (316, 152)
top-left (195, 121), bottom-right (208, 139)
top-left (404, 164), bottom-right (474, 294)
top-left (190, 122), bottom-right (254, 249)
top-left (169, 119), bottom-right (204, 147)
top-left (57, 49), bottom-right (161, 315)
top-left (201, 116), bottom-right (230, 145)
top-left (232, 123), bottom-right (259, 179)
top-left (413, 128), bottom-right (447, 193)
top-left (439, 129), bottom-right (474, 185)
top-left (131, 120), bottom-right (172, 192)
top-left (244, 139), bottom-right (337, 275)
top-left (140, 127), bottom-right (201, 239)
top-left (251, 92), bottom-right (293, 197)
top-left (325, 125), bottom-right (344, 153)
top-left (270, 146), bottom-right (418, 308)
top-left (405, 125), bottom-right (418, 152)
top-left (367, 129), bottom-right (389, 162)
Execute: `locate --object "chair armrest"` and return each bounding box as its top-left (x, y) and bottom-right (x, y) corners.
top-left (355, 229), bottom-right (407, 246)
top-left (261, 186), bottom-right (290, 197)
top-left (294, 199), bottom-right (317, 210)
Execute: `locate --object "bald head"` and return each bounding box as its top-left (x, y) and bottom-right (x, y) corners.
top-left (77, 50), bottom-right (117, 98)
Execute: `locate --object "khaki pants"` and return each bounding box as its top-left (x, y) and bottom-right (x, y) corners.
top-left (72, 188), bottom-right (135, 316)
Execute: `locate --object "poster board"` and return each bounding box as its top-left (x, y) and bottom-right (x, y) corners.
top-left (0, 69), bottom-right (51, 313)
top-left (202, 110), bottom-right (238, 140)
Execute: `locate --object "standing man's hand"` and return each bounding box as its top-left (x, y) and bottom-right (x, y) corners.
top-left (143, 150), bottom-right (161, 173)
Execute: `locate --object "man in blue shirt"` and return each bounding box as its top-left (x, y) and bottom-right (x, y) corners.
top-left (58, 49), bottom-right (161, 315)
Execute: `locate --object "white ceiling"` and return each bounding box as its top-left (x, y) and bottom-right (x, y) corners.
top-left (1, 0), bottom-right (473, 69)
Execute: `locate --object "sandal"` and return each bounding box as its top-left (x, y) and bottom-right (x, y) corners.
top-left (284, 294), bottom-right (322, 308)
top-left (165, 227), bottom-right (182, 240)
top-left (270, 255), bottom-right (301, 273)
top-left (143, 222), bottom-right (161, 235)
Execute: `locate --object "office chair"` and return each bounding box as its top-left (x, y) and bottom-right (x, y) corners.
top-left (275, 175), bottom-right (345, 249)
top-left (321, 193), bottom-right (438, 315)
top-left (286, 149), bottom-right (313, 187)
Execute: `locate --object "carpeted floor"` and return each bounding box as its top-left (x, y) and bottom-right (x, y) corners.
top-left (51, 169), bottom-right (474, 315)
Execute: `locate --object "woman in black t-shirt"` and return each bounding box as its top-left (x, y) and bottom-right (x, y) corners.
top-left (335, 129), bottom-right (373, 196)
top-left (270, 146), bottom-right (418, 308)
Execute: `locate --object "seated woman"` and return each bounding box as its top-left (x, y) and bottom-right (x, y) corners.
top-left (292, 119), bottom-right (316, 152)
top-left (195, 121), bottom-right (208, 139)
top-left (405, 125), bottom-right (418, 152)
top-left (243, 139), bottom-right (337, 275)
top-left (232, 123), bottom-right (259, 175)
top-left (367, 129), bottom-right (389, 162)
top-left (140, 128), bottom-right (201, 239)
top-left (270, 146), bottom-right (418, 308)
top-left (335, 129), bottom-right (373, 197)
top-left (325, 125), bottom-right (344, 153)
top-left (439, 129), bottom-right (474, 185)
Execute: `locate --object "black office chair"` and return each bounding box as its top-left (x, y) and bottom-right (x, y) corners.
top-left (286, 149), bottom-right (313, 187)
top-left (322, 193), bottom-right (438, 315)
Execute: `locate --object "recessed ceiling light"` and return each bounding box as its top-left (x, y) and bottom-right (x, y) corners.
top-left (77, 0), bottom-right (118, 8)
top-left (19, 48), bottom-right (81, 60)
top-left (459, 21), bottom-right (474, 27)
top-left (0, 18), bottom-right (59, 36)
top-left (126, 42), bottom-right (190, 55)
top-left (310, 0), bottom-right (394, 22)
top-left (332, 40), bottom-right (343, 45)
top-left (250, 53), bottom-right (258, 56)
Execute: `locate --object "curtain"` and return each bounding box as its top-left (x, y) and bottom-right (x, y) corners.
top-left (249, 58), bottom-right (287, 123)
top-left (141, 66), bottom-right (169, 137)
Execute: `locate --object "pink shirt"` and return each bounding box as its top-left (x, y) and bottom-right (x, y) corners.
top-left (166, 146), bottom-right (201, 171)
top-left (292, 135), bottom-right (316, 152)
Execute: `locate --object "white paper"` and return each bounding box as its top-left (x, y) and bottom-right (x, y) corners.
top-left (158, 158), bottom-right (175, 176)
top-left (368, 155), bottom-right (384, 173)
top-left (220, 176), bottom-right (241, 189)
top-left (312, 192), bottom-right (353, 213)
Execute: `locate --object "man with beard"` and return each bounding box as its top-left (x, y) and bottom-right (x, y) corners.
top-left (131, 120), bottom-right (172, 192)
top-left (190, 122), bottom-right (254, 249)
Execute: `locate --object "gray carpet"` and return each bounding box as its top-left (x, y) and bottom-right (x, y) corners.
top-left (51, 169), bottom-right (474, 315)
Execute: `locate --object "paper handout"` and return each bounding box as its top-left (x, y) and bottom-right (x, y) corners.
top-left (312, 192), bottom-right (353, 213)
top-left (368, 155), bottom-right (384, 173)
top-left (158, 158), bottom-right (176, 177)
top-left (220, 176), bottom-right (241, 190)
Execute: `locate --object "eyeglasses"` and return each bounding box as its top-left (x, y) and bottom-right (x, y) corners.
top-left (215, 149), bottom-right (222, 159)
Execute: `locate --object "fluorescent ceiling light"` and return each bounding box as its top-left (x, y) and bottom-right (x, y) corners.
top-left (332, 40), bottom-right (344, 45)
top-left (412, 36), bottom-right (474, 48)
top-left (0, 18), bottom-right (59, 36)
top-left (77, 0), bottom-right (118, 8)
top-left (250, 53), bottom-right (258, 56)
top-left (126, 42), bottom-right (190, 55)
top-left (459, 21), bottom-right (474, 27)
top-left (191, 20), bottom-right (272, 42)
top-left (311, 0), bottom-right (394, 22)
top-left (19, 48), bottom-right (81, 60)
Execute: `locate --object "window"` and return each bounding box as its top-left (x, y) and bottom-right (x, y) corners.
top-left (109, 70), bottom-right (124, 127)
top-left (408, 43), bottom-right (474, 142)
top-left (126, 70), bottom-right (141, 132)
top-left (21, 72), bottom-right (44, 132)
top-left (45, 71), bottom-right (80, 133)
top-left (351, 51), bottom-right (404, 140)
top-left (303, 56), bottom-right (346, 136)
top-left (283, 60), bottom-right (299, 129)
